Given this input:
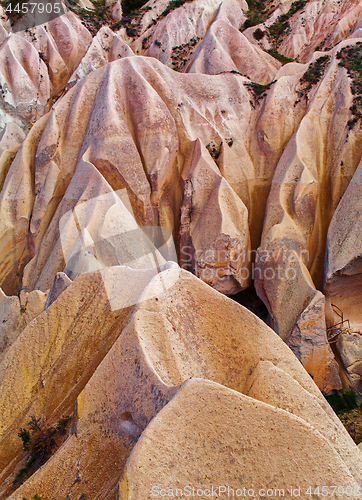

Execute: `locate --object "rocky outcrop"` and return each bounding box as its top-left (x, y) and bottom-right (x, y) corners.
top-left (0, 0), bottom-right (362, 496)
top-left (189, 0), bottom-right (280, 81)
top-left (120, 378), bottom-right (359, 500)
top-left (179, 139), bottom-right (251, 293)
top-left (0, 55), bottom-right (261, 296)
top-left (0, 113), bottom-right (50, 295)
top-left (324, 157), bottom-right (362, 393)
top-left (278, 0), bottom-right (362, 62)
top-left (18, 12), bottom-right (92, 95)
top-left (324, 157), bottom-right (362, 333)
top-left (0, 34), bottom-right (50, 130)
top-left (0, 12), bottom-right (91, 130)
top-left (135, 0), bottom-right (225, 64)
top-left (1, 268), bottom-right (360, 499)
top-left (0, 287), bottom-right (47, 365)
top-left (0, 22), bottom-right (361, 388)
top-left (254, 45), bottom-right (362, 391)
top-left (66, 26), bottom-right (134, 89)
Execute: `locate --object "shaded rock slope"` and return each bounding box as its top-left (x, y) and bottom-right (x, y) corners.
top-left (0, 0), bottom-right (361, 498)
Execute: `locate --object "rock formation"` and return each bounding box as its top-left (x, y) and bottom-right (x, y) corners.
top-left (0, 0), bottom-right (361, 497)
top-left (1, 268), bottom-right (361, 499)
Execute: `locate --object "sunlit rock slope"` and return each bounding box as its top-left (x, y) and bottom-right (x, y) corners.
top-left (0, 0), bottom-right (361, 497)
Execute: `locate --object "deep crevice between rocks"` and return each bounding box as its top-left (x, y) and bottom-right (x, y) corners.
top-left (230, 284), bottom-right (268, 324)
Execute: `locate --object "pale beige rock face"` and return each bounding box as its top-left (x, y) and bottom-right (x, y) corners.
top-left (0, 270), bottom-right (135, 495)
top-left (0, 122), bottom-right (25, 191)
top-left (0, 24), bottom-right (360, 391)
top-left (254, 45), bottom-right (362, 390)
top-left (0, 2), bottom-right (362, 496)
top-left (286, 292), bottom-right (341, 393)
top-left (179, 139), bottom-right (251, 294)
top-left (0, 113), bottom-right (49, 295)
top-left (3, 268), bottom-right (360, 500)
top-left (136, 0), bottom-right (279, 81)
top-left (134, 0), bottom-right (226, 62)
top-left (67, 26), bottom-right (134, 88)
top-left (43, 271), bottom-right (72, 309)
top-left (0, 287), bottom-right (47, 365)
top-left (189, 0), bottom-right (280, 82)
top-left (18, 12), bottom-right (93, 96)
top-left (0, 56), bottom-right (258, 296)
top-left (337, 333), bottom-right (362, 393)
top-left (0, 35), bottom-right (50, 130)
top-left (0, 122), bottom-right (25, 156)
top-left (244, 360), bottom-right (359, 478)
top-left (278, 0), bottom-right (362, 62)
top-left (120, 379), bottom-right (360, 500)
top-left (324, 157), bottom-right (362, 332)
top-left (324, 157), bottom-right (362, 393)
top-left (0, 12), bottom-right (91, 131)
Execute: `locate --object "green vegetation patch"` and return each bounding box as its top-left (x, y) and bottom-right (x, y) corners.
top-left (206, 141), bottom-right (223, 161)
top-left (112, 3), bottom-right (151, 38)
top-left (300, 54), bottom-right (330, 87)
top-left (116, 0), bottom-right (190, 39)
top-left (241, 0), bottom-right (275, 29)
top-left (337, 42), bottom-right (362, 129)
top-left (326, 389), bottom-right (358, 413)
top-left (18, 416), bottom-right (57, 462)
top-left (266, 48), bottom-right (295, 65)
top-left (241, 0), bottom-right (308, 66)
top-left (68, 0), bottom-right (151, 37)
top-left (268, 16), bottom-right (290, 44)
top-left (122, 0), bottom-right (148, 16)
top-left (268, 0), bottom-right (308, 46)
top-left (171, 37), bottom-right (200, 71)
top-left (159, 0), bottom-right (192, 18)
top-left (68, 0), bottom-right (114, 36)
top-left (13, 415), bottom-right (71, 488)
top-left (295, 55), bottom-right (330, 103)
top-left (244, 80), bottom-right (276, 106)
top-left (325, 390), bottom-right (362, 444)
top-left (253, 27), bottom-right (265, 40)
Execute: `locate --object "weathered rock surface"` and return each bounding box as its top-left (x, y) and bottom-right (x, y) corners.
top-left (2, 268), bottom-right (360, 499)
top-left (0, 122), bottom-right (25, 190)
top-left (179, 139), bottom-right (251, 293)
top-left (135, 0), bottom-right (225, 64)
top-left (66, 26), bottom-right (134, 88)
top-left (43, 271), bottom-right (72, 309)
top-left (0, 287), bottom-right (47, 365)
top-left (323, 157), bottom-right (362, 392)
top-left (278, 0), bottom-right (362, 62)
top-left (254, 45), bottom-right (362, 390)
top-left (0, 269), bottom-right (134, 498)
top-left (120, 379), bottom-right (359, 500)
top-left (0, 34), bottom-right (50, 130)
top-left (0, 56), bottom-right (260, 296)
top-left (18, 12), bottom-right (92, 95)
top-left (189, 0), bottom-right (280, 82)
top-left (0, 0), bottom-right (361, 497)
top-left (0, 7), bottom-right (361, 390)
top-left (0, 12), bottom-right (91, 130)
top-left (0, 113), bottom-right (49, 295)
top-left (324, 156), bottom-right (362, 333)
